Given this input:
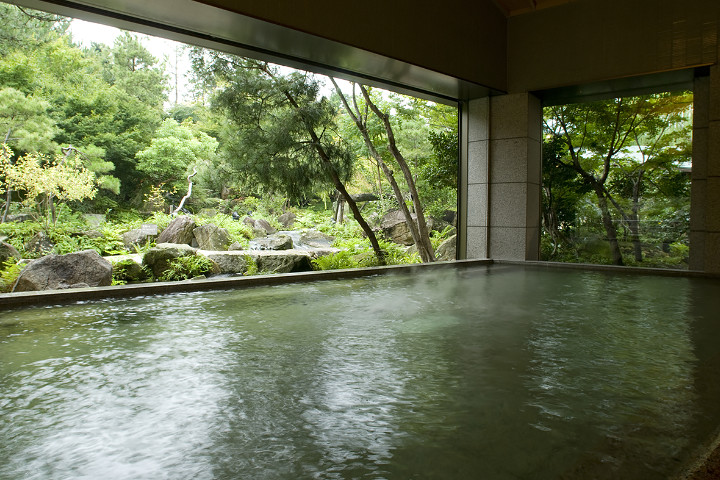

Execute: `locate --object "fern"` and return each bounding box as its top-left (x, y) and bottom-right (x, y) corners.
top-left (0, 259), bottom-right (25, 293)
top-left (158, 255), bottom-right (216, 281)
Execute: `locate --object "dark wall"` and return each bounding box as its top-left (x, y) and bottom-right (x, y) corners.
top-left (507, 0), bottom-right (720, 93)
top-left (194, 0), bottom-right (508, 92)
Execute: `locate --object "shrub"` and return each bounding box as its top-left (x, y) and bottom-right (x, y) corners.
top-left (112, 259), bottom-right (150, 285)
top-left (0, 259), bottom-right (25, 293)
top-left (158, 255), bottom-right (216, 281)
top-left (243, 254), bottom-right (259, 276)
top-left (312, 250), bottom-right (360, 270)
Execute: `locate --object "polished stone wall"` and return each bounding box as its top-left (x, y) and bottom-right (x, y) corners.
top-left (464, 94), bottom-right (542, 260)
top-left (691, 66), bottom-right (720, 272)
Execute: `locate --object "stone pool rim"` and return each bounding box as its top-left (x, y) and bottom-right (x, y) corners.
top-left (1, 259), bottom-right (719, 310)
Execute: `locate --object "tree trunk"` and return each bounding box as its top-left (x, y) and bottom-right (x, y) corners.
top-left (172, 168), bottom-right (197, 215)
top-left (630, 177), bottom-right (643, 262)
top-left (270, 72), bottom-right (385, 265)
top-left (2, 128), bottom-right (13, 223)
top-left (542, 184), bottom-right (561, 256)
top-left (592, 184), bottom-right (624, 266)
top-left (359, 85), bottom-right (436, 263)
top-left (331, 79), bottom-right (435, 262)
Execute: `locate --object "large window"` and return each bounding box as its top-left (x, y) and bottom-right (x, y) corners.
top-left (0, 2), bottom-right (458, 291)
top-left (541, 91), bottom-right (692, 269)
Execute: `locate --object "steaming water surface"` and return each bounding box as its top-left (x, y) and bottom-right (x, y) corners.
top-left (2, 265), bottom-right (720, 479)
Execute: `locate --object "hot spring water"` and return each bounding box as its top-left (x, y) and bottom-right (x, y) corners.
top-left (1, 265), bottom-right (719, 479)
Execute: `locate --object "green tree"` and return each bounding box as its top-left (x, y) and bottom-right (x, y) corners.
top-left (190, 49), bottom-right (386, 263)
top-left (0, 144), bottom-right (97, 229)
top-left (0, 86), bottom-right (58, 221)
top-left (0, 86), bottom-right (57, 153)
top-left (135, 118), bottom-right (218, 189)
top-left (332, 80), bottom-right (436, 262)
top-left (544, 92), bottom-right (691, 265)
top-left (0, 3), bottom-right (69, 55)
top-left (104, 32), bottom-right (168, 106)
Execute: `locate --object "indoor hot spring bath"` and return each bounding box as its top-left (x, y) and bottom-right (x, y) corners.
top-left (1, 264), bottom-right (719, 479)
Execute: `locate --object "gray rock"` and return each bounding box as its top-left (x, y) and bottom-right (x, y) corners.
top-left (253, 234), bottom-right (293, 251)
top-left (380, 209), bottom-right (434, 246)
top-left (5, 213), bottom-right (33, 223)
top-left (278, 212), bottom-right (297, 228)
top-left (255, 218), bottom-right (276, 235)
top-left (228, 241), bottom-right (246, 251)
top-left (13, 250), bottom-right (112, 292)
top-left (105, 254), bottom-right (145, 282)
top-left (142, 243), bottom-right (198, 277)
top-left (76, 230), bottom-right (103, 239)
top-left (193, 224), bottom-right (232, 251)
top-left (157, 215), bottom-right (196, 245)
top-left (198, 251), bottom-right (250, 274)
top-left (435, 234), bottom-right (457, 261)
top-left (299, 230), bottom-right (335, 248)
top-left (350, 193), bottom-right (379, 202)
top-left (0, 241), bottom-right (20, 265)
top-left (123, 224), bottom-right (158, 249)
top-left (25, 232), bottom-right (54, 255)
top-left (243, 217), bottom-right (276, 235)
top-left (251, 250), bottom-right (313, 273)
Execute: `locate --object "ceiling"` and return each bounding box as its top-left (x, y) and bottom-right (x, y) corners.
top-left (492, 0), bottom-right (574, 16)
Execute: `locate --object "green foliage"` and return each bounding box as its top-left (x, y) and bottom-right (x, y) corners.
top-left (0, 87), bottom-right (57, 153)
top-left (312, 250), bottom-right (361, 270)
top-left (0, 258), bottom-right (25, 293)
top-left (111, 259), bottom-right (150, 285)
top-left (317, 236), bottom-right (419, 270)
top-left (0, 4), bottom-right (69, 56)
top-left (192, 50), bottom-right (353, 202)
top-left (135, 118), bottom-right (218, 189)
top-left (243, 254), bottom-right (259, 276)
top-left (195, 212), bottom-right (252, 245)
top-left (158, 255), bottom-right (216, 281)
top-left (1, 144), bottom-right (98, 228)
top-left (430, 225), bottom-right (456, 250)
top-left (0, 217), bottom-right (41, 254)
top-left (425, 130), bottom-right (458, 189)
top-left (542, 91), bottom-right (692, 268)
top-left (105, 32), bottom-right (167, 106)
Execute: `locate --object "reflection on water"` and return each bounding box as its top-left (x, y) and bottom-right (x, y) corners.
top-left (1, 265), bottom-right (719, 479)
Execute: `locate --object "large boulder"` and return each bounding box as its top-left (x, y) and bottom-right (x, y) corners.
top-left (243, 217), bottom-right (277, 235)
top-left (13, 250), bottom-right (112, 292)
top-left (251, 250), bottom-right (313, 273)
top-left (380, 210), bottom-right (434, 246)
top-left (0, 241), bottom-right (20, 265)
top-left (198, 251), bottom-right (250, 274)
top-left (123, 224), bottom-right (158, 250)
top-left (157, 215), bottom-right (195, 245)
top-left (253, 234), bottom-right (293, 251)
top-left (193, 224), bottom-right (232, 251)
top-left (435, 234), bottom-right (457, 261)
top-left (105, 254), bottom-right (145, 283)
top-left (142, 243), bottom-right (197, 277)
top-left (278, 212), bottom-right (297, 228)
top-left (299, 230), bottom-right (335, 249)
